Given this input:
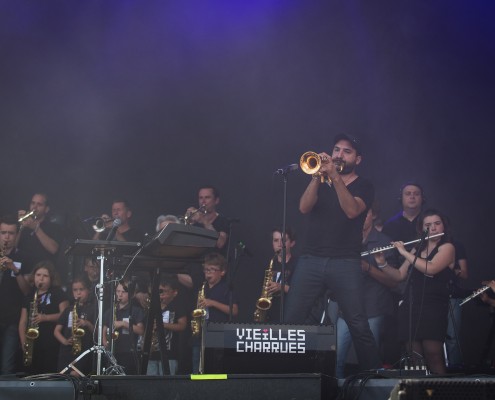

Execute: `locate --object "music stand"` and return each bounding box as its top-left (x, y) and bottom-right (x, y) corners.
top-left (65, 239), bottom-right (141, 375)
top-left (138, 223), bottom-right (218, 375)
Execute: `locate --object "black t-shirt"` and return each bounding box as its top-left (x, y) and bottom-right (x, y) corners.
top-left (0, 249), bottom-right (25, 324)
top-left (382, 212), bottom-right (420, 242)
top-left (103, 302), bottom-right (145, 354)
top-left (18, 219), bottom-right (63, 274)
top-left (22, 286), bottom-right (69, 350)
top-left (265, 256), bottom-right (298, 322)
top-left (57, 301), bottom-right (96, 356)
top-left (205, 279), bottom-right (236, 323)
top-left (303, 176), bottom-right (374, 258)
top-left (150, 297), bottom-right (187, 360)
top-left (195, 213), bottom-right (230, 255)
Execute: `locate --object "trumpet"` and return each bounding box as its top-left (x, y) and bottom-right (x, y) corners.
top-left (183, 205), bottom-right (207, 225)
top-left (300, 151), bottom-right (344, 183)
top-left (83, 217), bottom-right (115, 232)
top-left (18, 210), bottom-right (36, 223)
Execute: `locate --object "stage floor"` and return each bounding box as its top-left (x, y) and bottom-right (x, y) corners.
top-left (2, 372), bottom-right (495, 400)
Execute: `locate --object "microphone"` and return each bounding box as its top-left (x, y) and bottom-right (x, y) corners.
top-left (274, 163), bottom-right (299, 175)
top-left (105, 218), bottom-right (122, 241)
top-left (237, 241), bottom-right (254, 257)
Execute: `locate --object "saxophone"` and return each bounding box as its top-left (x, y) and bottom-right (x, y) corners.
top-left (72, 302), bottom-right (86, 355)
top-left (253, 256), bottom-right (276, 322)
top-left (23, 289), bottom-right (40, 366)
top-left (191, 282), bottom-right (207, 337)
top-left (106, 300), bottom-right (120, 341)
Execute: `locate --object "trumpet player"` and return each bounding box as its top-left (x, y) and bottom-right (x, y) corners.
top-left (92, 199), bottom-right (143, 242)
top-left (18, 261), bottom-right (69, 374)
top-left (17, 193), bottom-right (63, 276)
top-left (0, 215), bottom-right (29, 375)
top-left (185, 186), bottom-right (230, 253)
top-left (54, 275), bottom-right (95, 376)
top-left (284, 134), bottom-right (382, 374)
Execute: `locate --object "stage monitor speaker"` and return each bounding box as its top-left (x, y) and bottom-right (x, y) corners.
top-left (0, 378), bottom-right (76, 400)
top-left (204, 322), bottom-right (336, 376)
top-left (391, 378), bottom-right (495, 400)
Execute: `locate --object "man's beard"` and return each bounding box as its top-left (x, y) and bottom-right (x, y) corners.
top-left (334, 158), bottom-right (355, 175)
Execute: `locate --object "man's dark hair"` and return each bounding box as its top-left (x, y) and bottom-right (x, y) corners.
top-left (112, 198), bottom-right (132, 211)
top-left (199, 185), bottom-right (220, 199)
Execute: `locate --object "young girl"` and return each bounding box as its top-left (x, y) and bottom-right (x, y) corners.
top-left (54, 275), bottom-right (95, 376)
top-left (103, 281), bottom-right (145, 374)
top-left (18, 261), bottom-right (69, 374)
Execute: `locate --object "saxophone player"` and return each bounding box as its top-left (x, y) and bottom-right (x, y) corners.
top-left (192, 253), bottom-right (238, 374)
top-left (102, 281), bottom-right (145, 375)
top-left (255, 228), bottom-right (297, 323)
top-left (0, 215), bottom-right (29, 375)
top-left (18, 261), bottom-right (69, 374)
top-left (54, 276), bottom-right (95, 376)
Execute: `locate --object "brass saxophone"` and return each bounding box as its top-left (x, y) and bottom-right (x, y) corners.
top-left (23, 289), bottom-right (40, 366)
top-left (72, 302), bottom-right (85, 355)
top-left (191, 282), bottom-right (207, 337)
top-left (0, 245), bottom-right (7, 272)
top-left (106, 300), bottom-right (120, 341)
top-left (253, 256), bottom-right (276, 322)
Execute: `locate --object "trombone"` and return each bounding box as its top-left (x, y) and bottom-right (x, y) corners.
top-left (300, 151), bottom-right (343, 183)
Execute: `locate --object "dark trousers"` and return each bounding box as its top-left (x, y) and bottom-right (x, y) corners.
top-left (284, 255), bottom-right (382, 372)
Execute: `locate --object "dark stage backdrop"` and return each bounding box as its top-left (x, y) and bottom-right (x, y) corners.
top-left (1, 0), bottom-right (494, 366)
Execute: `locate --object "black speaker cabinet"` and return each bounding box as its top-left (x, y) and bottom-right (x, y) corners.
top-left (393, 378), bottom-right (495, 400)
top-left (0, 379), bottom-right (75, 400)
top-left (204, 322), bottom-right (336, 376)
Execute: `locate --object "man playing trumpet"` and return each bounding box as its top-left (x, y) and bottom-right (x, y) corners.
top-left (92, 199), bottom-right (143, 242)
top-left (185, 186), bottom-right (229, 254)
top-left (284, 134), bottom-right (382, 374)
top-left (17, 192), bottom-right (62, 277)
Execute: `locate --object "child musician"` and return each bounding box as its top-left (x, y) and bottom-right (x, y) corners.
top-left (103, 281), bottom-right (145, 374)
top-left (147, 278), bottom-right (187, 375)
top-left (192, 252), bottom-right (238, 374)
top-left (54, 275), bottom-right (95, 376)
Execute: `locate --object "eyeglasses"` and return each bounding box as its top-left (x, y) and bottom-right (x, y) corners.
top-left (203, 268), bottom-right (221, 274)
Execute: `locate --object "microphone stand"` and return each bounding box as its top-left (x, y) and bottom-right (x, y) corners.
top-left (278, 170), bottom-right (289, 321)
top-left (400, 231), bottom-right (428, 370)
top-left (226, 219), bottom-right (239, 321)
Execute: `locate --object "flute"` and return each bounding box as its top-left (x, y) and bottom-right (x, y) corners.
top-left (361, 233), bottom-right (444, 257)
top-left (460, 286), bottom-right (490, 306)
